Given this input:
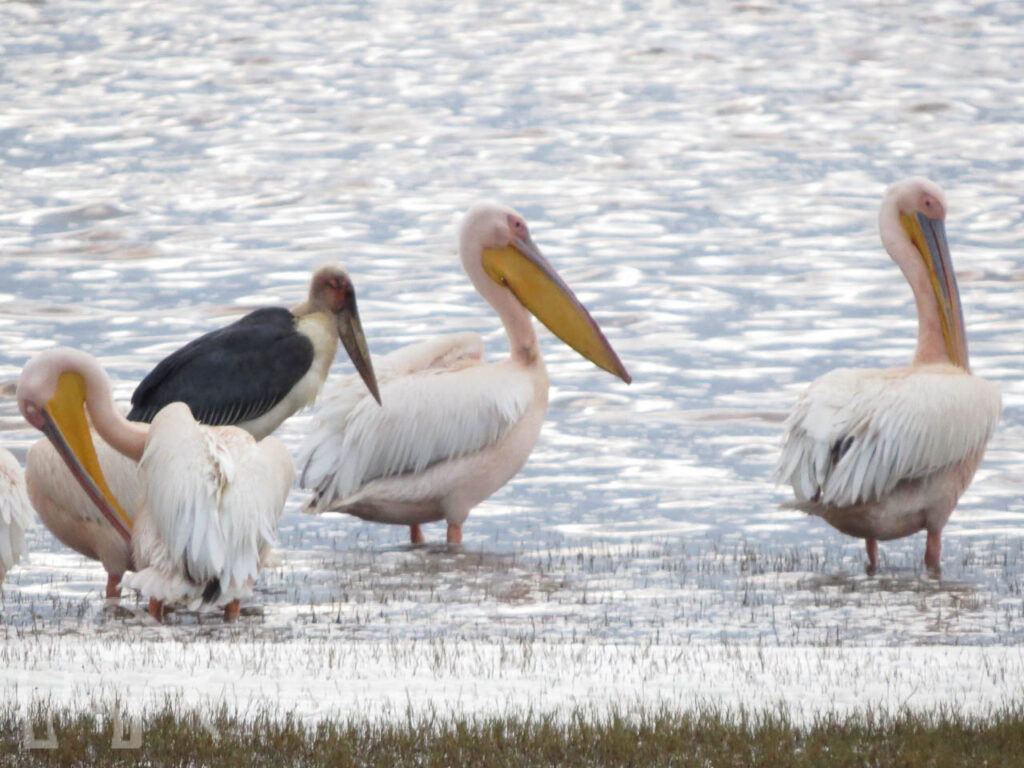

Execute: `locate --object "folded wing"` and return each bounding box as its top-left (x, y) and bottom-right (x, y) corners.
top-left (136, 403), bottom-right (293, 603)
top-left (299, 332), bottom-right (534, 511)
top-left (778, 366), bottom-right (1001, 508)
top-left (0, 449), bottom-right (32, 579)
top-left (128, 308), bottom-right (313, 428)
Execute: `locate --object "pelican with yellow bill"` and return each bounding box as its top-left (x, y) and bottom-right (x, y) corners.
top-left (18, 348), bottom-right (293, 620)
top-left (299, 202), bottom-right (631, 545)
top-left (17, 264), bottom-right (380, 603)
top-left (777, 178), bottom-right (1001, 576)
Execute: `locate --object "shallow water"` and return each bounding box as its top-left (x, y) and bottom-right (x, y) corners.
top-left (1, 0), bottom-right (1023, 718)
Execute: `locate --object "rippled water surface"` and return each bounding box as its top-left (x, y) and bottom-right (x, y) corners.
top-left (1, 0), bottom-right (1023, 717)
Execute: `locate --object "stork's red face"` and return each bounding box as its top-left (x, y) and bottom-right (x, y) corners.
top-left (308, 265), bottom-right (381, 405)
top-left (318, 272), bottom-right (353, 313)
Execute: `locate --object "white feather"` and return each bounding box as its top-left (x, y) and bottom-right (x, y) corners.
top-left (23, 434), bottom-right (140, 582)
top-left (298, 332), bottom-right (534, 511)
top-left (125, 402), bottom-right (293, 607)
top-left (0, 448), bottom-right (32, 581)
top-left (778, 363), bottom-right (1001, 507)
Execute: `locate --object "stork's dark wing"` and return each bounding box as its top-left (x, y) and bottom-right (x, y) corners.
top-left (128, 307), bottom-right (314, 427)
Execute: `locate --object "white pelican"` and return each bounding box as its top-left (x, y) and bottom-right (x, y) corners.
top-left (777, 178), bottom-right (1001, 575)
top-left (24, 438), bottom-right (138, 598)
top-left (299, 202), bottom-right (631, 544)
top-left (128, 263), bottom-right (380, 439)
top-left (21, 264), bottom-right (379, 601)
top-left (18, 348), bottom-right (293, 621)
top-left (0, 447), bottom-right (32, 584)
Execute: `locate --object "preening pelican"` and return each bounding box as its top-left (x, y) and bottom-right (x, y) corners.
top-left (128, 264), bottom-right (380, 440)
top-left (25, 438), bottom-right (138, 598)
top-left (299, 203), bottom-right (631, 544)
top-left (0, 447), bottom-right (32, 584)
top-left (20, 264), bottom-right (378, 601)
top-left (18, 348), bottom-right (293, 621)
top-left (777, 178), bottom-right (1001, 575)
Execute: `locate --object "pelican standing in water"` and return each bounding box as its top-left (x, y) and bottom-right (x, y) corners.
top-left (18, 348), bottom-right (294, 620)
top-left (0, 447), bottom-right (32, 584)
top-left (300, 203), bottom-right (631, 544)
top-left (21, 264), bottom-right (379, 600)
top-left (777, 178), bottom-right (1001, 575)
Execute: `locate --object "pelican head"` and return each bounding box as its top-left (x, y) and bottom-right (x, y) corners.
top-left (459, 202), bottom-right (631, 383)
top-left (879, 178), bottom-right (968, 370)
top-left (17, 348), bottom-right (134, 542)
top-left (307, 264), bottom-right (381, 404)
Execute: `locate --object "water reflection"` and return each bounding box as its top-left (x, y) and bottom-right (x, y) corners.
top-left (0, 0), bottom-right (1021, 653)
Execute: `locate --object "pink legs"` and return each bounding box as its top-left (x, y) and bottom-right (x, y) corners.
top-left (223, 599), bottom-right (241, 622)
top-left (925, 530), bottom-right (942, 577)
top-left (408, 523), bottom-right (463, 545)
top-left (865, 539), bottom-right (878, 575)
top-left (865, 533), bottom-right (942, 578)
top-left (149, 597), bottom-right (241, 622)
top-left (105, 573), bottom-right (122, 599)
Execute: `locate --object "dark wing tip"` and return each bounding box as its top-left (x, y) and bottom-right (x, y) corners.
top-left (830, 435), bottom-right (855, 466)
top-left (127, 406), bottom-right (155, 424)
top-left (202, 577), bottom-right (222, 604)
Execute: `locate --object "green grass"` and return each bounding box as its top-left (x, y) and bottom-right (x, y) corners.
top-left (3, 703), bottom-right (1024, 767)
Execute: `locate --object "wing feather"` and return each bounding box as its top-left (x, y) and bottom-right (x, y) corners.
top-left (214, 434), bottom-right (293, 595)
top-left (375, 332), bottom-right (484, 378)
top-left (139, 404), bottom-right (234, 587)
top-left (777, 365), bottom-right (1001, 507)
top-left (138, 404), bottom-right (293, 602)
top-left (128, 308), bottom-right (314, 428)
top-left (298, 334), bottom-right (531, 511)
top-left (0, 449), bottom-right (32, 577)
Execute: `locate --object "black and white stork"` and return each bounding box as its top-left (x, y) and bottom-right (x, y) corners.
top-left (128, 264), bottom-right (380, 439)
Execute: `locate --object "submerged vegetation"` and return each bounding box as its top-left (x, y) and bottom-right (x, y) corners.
top-left (7, 534), bottom-right (1024, 647)
top-left (6, 537), bottom-right (1023, 766)
top-left (3, 703), bottom-right (1024, 767)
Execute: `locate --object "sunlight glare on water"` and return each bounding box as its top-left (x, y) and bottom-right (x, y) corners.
top-left (1, 0), bottom-right (1022, 674)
